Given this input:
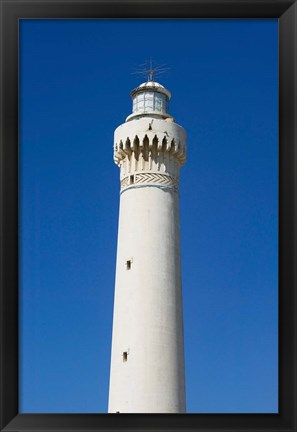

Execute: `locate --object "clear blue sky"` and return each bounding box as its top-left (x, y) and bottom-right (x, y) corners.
top-left (19, 19), bottom-right (278, 413)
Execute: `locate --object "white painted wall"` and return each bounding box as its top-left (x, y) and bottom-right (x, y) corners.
top-left (108, 116), bottom-right (186, 413)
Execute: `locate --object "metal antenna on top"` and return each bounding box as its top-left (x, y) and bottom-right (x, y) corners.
top-left (132, 58), bottom-right (170, 82)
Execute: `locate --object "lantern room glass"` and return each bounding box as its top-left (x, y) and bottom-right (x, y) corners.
top-left (132, 91), bottom-right (169, 115)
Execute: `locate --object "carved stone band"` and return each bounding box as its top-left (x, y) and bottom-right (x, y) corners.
top-left (120, 172), bottom-right (178, 192)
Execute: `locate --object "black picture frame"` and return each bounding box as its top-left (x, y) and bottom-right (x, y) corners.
top-left (1, 1), bottom-right (296, 431)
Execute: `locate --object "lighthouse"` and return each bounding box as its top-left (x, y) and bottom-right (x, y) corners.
top-left (108, 77), bottom-right (187, 413)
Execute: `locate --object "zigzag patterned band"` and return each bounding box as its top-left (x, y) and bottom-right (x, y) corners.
top-left (120, 172), bottom-right (178, 192)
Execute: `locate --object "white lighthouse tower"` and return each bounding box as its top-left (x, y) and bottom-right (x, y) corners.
top-left (108, 76), bottom-right (187, 413)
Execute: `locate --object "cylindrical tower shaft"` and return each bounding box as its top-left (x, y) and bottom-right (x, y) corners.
top-left (108, 82), bottom-right (186, 413)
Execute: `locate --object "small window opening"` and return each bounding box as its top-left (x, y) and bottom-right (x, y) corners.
top-left (126, 260), bottom-right (131, 270)
top-left (123, 351), bottom-right (128, 362)
top-left (130, 175), bottom-right (134, 184)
